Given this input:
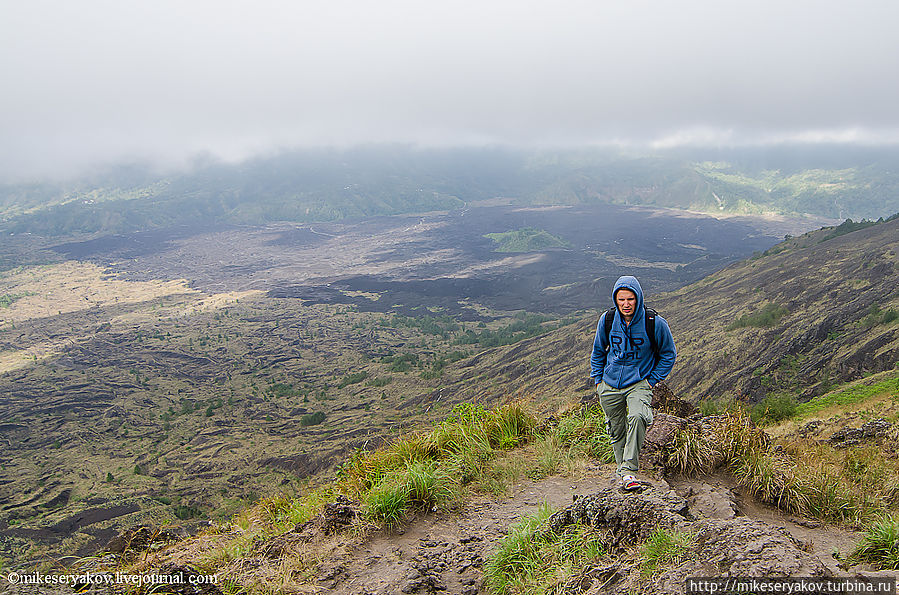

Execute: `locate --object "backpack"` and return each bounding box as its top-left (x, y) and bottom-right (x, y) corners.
top-left (602, 306), bottom-right (659, 358)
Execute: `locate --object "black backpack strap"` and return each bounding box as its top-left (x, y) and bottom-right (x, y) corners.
top-left (605, 305), bottom-right (660, 358)
top-left (644, 307), bottom-right (659, 358)
top-left (602, 306), bottom-right (616, 350)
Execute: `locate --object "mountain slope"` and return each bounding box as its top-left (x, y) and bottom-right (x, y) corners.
top-left (427, 217), bottom-right (899, 408)
top-left (656, 216), bottom-right (899, 402)
top-left (1, 207), bottom-right (897, 573)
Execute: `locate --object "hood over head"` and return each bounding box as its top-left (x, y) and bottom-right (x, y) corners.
top-left (612, 275), bottom-right (645, 320)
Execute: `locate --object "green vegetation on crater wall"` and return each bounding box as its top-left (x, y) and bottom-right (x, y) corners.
top-left (484, 227), bottom-right (569, 253)
top-left (859, 304), bottom-right (899, 328)
top-left (454, 312), bottom-right (558, 348)
top-left (794, 373), bottom-right (899, 418)
top-left (0, 292), bottom-right (33, 308)
top-left (726, 303), bottom-right (789, 330)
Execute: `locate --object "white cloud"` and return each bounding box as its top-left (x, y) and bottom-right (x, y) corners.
top-left (2, 0), bottom-right (899, 178)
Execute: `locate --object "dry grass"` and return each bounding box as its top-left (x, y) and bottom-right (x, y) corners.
top-left (665, 427), bottom-right (715, 476)
top-left (88, 400), bottom-right (605, 592)
top-left (661, 409), bottom-right (897, 525)
top-left (35, 374), bottom-right (899, 590)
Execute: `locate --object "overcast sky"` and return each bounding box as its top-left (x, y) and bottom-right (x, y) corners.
top-left (2, 0), bottom-right (899, 180)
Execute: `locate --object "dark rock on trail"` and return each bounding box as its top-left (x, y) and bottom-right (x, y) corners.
top-left (293, 495), bottom-right (360, 539)
top-left (544, 484), bottom-right (690, 545)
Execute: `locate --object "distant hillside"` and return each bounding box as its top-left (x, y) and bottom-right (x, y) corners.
top-left (429, 216), bottom-right (899, 407)
top-left (3, 145), bottom-right (899, 237)
top-left (657, 214), bottom-right (899, 402)
top-left (2, 210), bottom-right (897, 568)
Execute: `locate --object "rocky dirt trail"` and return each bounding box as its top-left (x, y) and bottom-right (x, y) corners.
top-left (316, 462), bottom-right (888, 595)
top-left (668, 473), bottom-right (861, 578)
top-left (324, 463), bottom-right (613, 594)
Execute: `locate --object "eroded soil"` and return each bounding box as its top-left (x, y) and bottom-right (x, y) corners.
top-left (302, 468), bottom-right (879, 595)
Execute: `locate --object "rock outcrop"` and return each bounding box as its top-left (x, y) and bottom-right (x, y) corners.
top-left (544, 482), bottom-right (831, 595)
top-left (828, 418), bottom-right (892, 448)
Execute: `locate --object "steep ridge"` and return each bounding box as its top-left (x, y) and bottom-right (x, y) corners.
top-left (428, 217), bottom-right (899, 408)
top-left (657, 217), bottom-right (899, 402)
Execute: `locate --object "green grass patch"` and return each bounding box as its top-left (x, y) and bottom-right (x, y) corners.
top-left (173, 504), bottom-right (205, 520)
top-left (848, 515), bottom-right (899, 570)
top-left (553, 405), bottom-right (614, 462)
top-left (299, 411), bottom-right (326, 426)
top-left (335, 401), bottom-right (538, 527)
top-left (820, 218), bottom-right (880, 242)
top-left (388, 314), bottom-right (459, 337)
top-left (483, 504), bottom-right (608, 595)
top-left (698, 396), bottom-right (746, 417)
top-left (726, 303), bottom-right (789, 330)
top-left (337, 371), bottom-right (369, 388)
top-left (860, 304), bottom-right (899, 328)
top-left (267, 382), bottom-right (307, 398)
top-left (794, 373), bottom-right (899, 418)
top-left (454, 312), bottom-right (557, 348)
top-left (0, 292), bottom-right (33, 308)
top-left (751, 394), bottom-right (797, 425)
top-left (484, 227), bottom-right (569, 253)
top-left (363, 478), bottom-right (411, 528)
top-left (640, 527), bottom-right (693, 577)
top-left (382, 352), bottom-right (420, 372)
top-left (484, 504), bottom-right (555, 593)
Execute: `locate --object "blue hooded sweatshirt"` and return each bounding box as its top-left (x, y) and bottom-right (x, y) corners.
top-left (590, 276), bottom-right (676, 389)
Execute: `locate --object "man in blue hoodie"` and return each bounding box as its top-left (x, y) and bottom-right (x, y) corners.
top-left (590, 275), bottom-right (676, 491)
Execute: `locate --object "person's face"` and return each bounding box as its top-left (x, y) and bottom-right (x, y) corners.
top-left (615, 289), bottom-right (637, 319)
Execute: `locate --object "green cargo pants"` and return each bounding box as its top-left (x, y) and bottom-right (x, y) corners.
top-left (597, 379), bottom-right (653, 476)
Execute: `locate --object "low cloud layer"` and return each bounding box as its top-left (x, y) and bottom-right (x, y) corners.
top-left (3, 0), bottom-right (899, 179)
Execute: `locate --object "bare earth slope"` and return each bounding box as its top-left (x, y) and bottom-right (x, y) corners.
top-left (68, 407), bottom-right (894, 595)
top-left (448, 218), bottom-right (899, 407)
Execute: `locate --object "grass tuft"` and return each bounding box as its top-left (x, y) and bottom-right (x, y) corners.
top-left (848, 515), bottom-right (899, 570)
top-left (698, 396), bottom-right (746, 417)
top-left (483, 402), bottom-right (537, 449)
top-left (389, 432), bottom-right (436, 463)
top-left (640, 527), bottom-right (693, 577)
top-left (553, 406), bottom-right (614, 462)
top-left (483, 504), bottom-right (553, 594)
top-left (483, 503), bottom-right (608, 595)
top-left (363, 477), bottom-right (410, 528)
top-left (666, 427), bottom-right (715, 476)
top-left (751, 394), bottom-right (797, 425)
top-left (729, 449), bottom-right (809, 515)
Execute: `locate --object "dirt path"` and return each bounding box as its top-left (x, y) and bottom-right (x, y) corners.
top-left (324, 462), bottom-right (614, 594)
top-left (317, 466), bottom-right (884, 595)
top-left (668, 473), bottom-right (862, 577)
